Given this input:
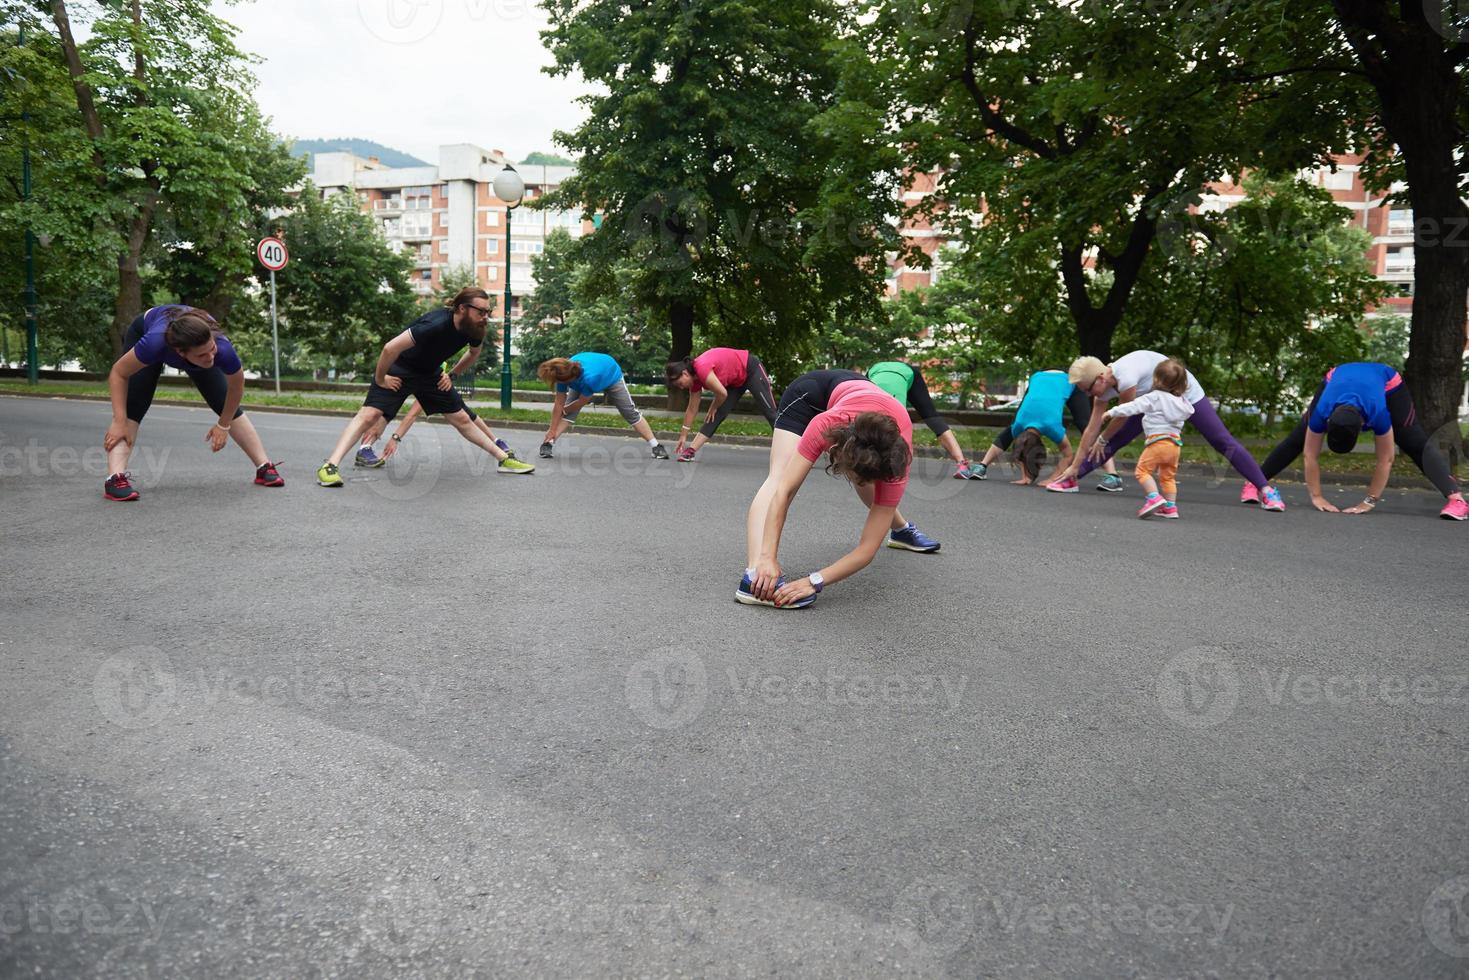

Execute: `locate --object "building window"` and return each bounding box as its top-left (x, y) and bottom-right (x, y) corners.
top-left (483, 210), bottom-right (500, 227)
top-left (401, 212), bottom-right (432, 238)
top-left (420, 269), bottom-right (432, 280)
top-left (1384, 246), bottom-right (1414, 271)
top-left (1388, 208), bottom-right (1413, 234)
top-left (509, 240), bottom-right (544, 255)
top-left (483, 238), bottom-right (499, 255)
top-left (1319, 168), bottom-right (1353, 190)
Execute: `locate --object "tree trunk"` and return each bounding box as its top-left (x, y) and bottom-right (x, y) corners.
top-left (666, 299), bottom-right (695, 410)
top-left (111, 194), bottom-right (157, 356)
top-left (1333, 1), bottom-right (1469, 444)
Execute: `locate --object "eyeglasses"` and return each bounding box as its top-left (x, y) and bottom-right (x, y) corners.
top-left (466, 304), bottom-right (491, 316)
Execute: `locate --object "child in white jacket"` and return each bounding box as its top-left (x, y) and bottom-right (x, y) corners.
top-left (1102, 359), bottom-right (1194, 518)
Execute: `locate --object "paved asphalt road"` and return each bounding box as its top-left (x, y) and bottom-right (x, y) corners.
top-left (2, 396), bottom-right (1467, 979)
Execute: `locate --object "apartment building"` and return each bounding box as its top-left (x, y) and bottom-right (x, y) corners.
top-left (307, 144), bottom-right (589, 306)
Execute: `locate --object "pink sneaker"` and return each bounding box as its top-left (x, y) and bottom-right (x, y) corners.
top-left (1440, 497), bottom-right (1469, 521)
top-left (1138, 494), bottom-right (1167, 518)
top-left (1260, 486), bottom-right (1286, 512)
top-left (1046, 476), bottom-right (1079, 493)
top-left (1158, 503), bottom-right (1179, 519)
top-left (677, 447), bottom-right (697, 463)
top-left (1240, 483), bottom-right (1259, 506)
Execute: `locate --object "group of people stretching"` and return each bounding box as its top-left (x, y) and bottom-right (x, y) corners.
top-left (98, 293), bottom-right (1467, 609)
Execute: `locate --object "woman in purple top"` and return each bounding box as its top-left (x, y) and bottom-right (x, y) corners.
top-left (102, 305), bottom-right (283, 501)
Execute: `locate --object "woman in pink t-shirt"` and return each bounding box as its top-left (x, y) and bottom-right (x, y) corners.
top-left (739, 370), bottom-right (942, 610)
top-left (664, 347), bottom-right (778, 460)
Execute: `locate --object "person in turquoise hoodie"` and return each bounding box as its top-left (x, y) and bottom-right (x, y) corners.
top-left (972, 369), bottom-right (1121, 488)
top-left (537, 353), bottom-right (670, 459)
top-left (865, 360), bottom-right (980, 479)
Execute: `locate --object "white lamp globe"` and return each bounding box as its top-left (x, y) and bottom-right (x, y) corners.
top-left (493, 167), bottom-right (525, 208)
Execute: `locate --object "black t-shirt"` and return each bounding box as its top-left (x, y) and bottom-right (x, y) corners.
top-left (392, 308), bottom-right (482, 377)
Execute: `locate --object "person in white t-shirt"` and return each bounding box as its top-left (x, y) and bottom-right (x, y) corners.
top-left (1046, 349), bottom-right (1286, 513)
top-left (1101, 359), bottom-right (1194, 518)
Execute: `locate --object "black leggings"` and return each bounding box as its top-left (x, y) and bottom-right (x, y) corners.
top-left (900, 366), bottom-right (951, 438)
top-left (123, 315), bottom-right (242, 424)
top-left (1261, 381), bottom-right (1460, 496)
top-left (699, 352), bottom-right (778, 436)
top-left (993, 386), bottom-right (1090, 451)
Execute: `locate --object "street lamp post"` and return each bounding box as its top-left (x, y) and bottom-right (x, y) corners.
top-left (17, 22), bottom-right (38, 383)
top-left (492, 165), bottom-right (525, 410)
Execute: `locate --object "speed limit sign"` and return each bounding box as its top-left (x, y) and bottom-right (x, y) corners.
top-left (257, 236), bottom-right (289, 271)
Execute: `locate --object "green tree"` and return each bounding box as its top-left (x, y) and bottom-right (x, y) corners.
top-left (1128, 175), bottom-right (1385, 421)
top-left (871, 0), bottom-right (1362, 363)
top-left (27, 0), bottom-right (310, 356)
top-left (256, 189), bottom-right (417, 377)
top-left (538, 0), bottom-right (903, 370)
top-left (519, 230), bottom-right (578, 331)
top-left (1360, 314), bottom-right (1410, 371)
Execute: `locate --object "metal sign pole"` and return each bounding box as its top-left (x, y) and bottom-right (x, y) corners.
top-left (270, 269), bottom-right (281, 395)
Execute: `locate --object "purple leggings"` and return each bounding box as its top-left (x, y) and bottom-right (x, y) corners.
top-left (1077, 396), bottom-right (1269, 488)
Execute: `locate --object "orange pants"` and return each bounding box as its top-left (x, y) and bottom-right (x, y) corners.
top-left (1135, 438), bottom-right (1181, 499)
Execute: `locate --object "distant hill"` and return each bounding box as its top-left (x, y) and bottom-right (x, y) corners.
top-left (522, 151), bottom-right (576, 167)
top-left (291, 139), bottom-right (428, 169)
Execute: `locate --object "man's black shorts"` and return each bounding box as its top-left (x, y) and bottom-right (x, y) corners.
top-left (363, 370), bottom-right (467, 422)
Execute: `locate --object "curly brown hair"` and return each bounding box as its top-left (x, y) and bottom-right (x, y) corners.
top-left (1010, 428), bottom-right (1047, 482)
top-left (822, 411), bottom-right (910, 485)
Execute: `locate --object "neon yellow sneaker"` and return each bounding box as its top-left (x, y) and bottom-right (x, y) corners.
top-left (497, 457), bottom-right (536, 475)
top-left (316, 461), bottom-right (343, 487)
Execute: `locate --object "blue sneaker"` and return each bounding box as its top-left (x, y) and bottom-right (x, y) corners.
top-left (1096, 474), bottom-right (1125, 492)
top-left (354, 446), bottom-right (385, 468)
top-left (887, 523), bottom-right (941, 553)
top-left (734, 573), bottom-right (816, 609)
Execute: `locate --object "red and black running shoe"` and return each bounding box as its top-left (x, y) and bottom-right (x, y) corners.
top-left (104, 472), bottom-right (139, 502)
top-left (254, 461), bottom-right (285, 487)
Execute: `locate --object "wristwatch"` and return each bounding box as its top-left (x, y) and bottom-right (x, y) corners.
top-left (1362, 494), bottom-right (1379, 506)
top-left (391, 433), bottom-right (403, 442)
top-left (808, 572), bottom-right (824, 593)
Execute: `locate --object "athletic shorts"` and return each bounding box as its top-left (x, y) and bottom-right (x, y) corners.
top-left (363, 369), bottom-right (467, 422)
top-left (562, 380), bottom-right (642, 426)
top-left (773, 370), bottom-right (864, 435)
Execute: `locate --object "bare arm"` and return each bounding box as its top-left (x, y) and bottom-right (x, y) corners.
top-left (375, 330), bottom-right (416, 387)
top-left (448, 345), bottom-right (480, 377)
top-left (1343, 432), bottom-right (1395, 514)
top-left (1303, 429), bottom-right (1335, 511)
top-left (702, 372), bottom-right (728, 423)
top-left (543, 390), bottom-right (568, 443)
top-left (105, 350), bottom-right (147, 449)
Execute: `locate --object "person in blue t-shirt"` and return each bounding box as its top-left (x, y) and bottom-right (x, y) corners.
top-left (101, 305), bottom-right (283, 501)
top-left (536, 353), bottom-right (670, 459)
top-left (970, 369), bottom-right (1120, 488)
top-left (1249, 362), bottom-right (1466, 520)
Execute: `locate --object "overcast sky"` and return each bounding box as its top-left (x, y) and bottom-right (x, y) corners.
top-left (216, 0), bottom-right (592, 164)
